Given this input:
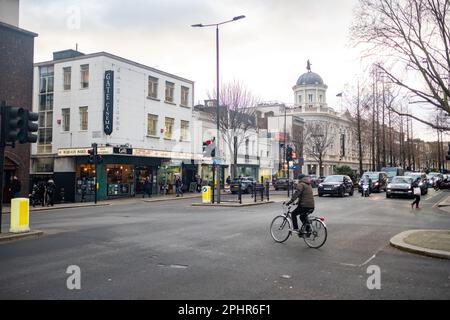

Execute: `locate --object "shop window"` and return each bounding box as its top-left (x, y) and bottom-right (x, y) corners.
top-left (106, 165), bottom-right (135, 196)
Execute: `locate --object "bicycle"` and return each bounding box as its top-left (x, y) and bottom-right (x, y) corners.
top-left (269, 203), bottom-right (328, 249)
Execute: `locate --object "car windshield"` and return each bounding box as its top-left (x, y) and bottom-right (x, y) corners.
top-left (392, 177), bottom-right (412, 184)
top-left (363, 174), bottom-right (379, 180)
top-left (323, 176), bottom-right (343, 183)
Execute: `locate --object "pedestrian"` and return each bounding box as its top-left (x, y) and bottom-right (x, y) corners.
top-left (10, 176), bottom-right (21, 199)
top-left (80, 178), bottom-right (87, 202)
top-left (226, 176), bottom-right (231, 185)
top-left (175, 176), bottom-right (183, 197)
top-left (46, 179), bottom-right (56, 206)
top-left (143, 177), bottom-right (152, 198)
top-left (411, 177), bottom-right (422, 209)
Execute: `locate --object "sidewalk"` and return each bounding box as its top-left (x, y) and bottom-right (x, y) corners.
top-left (435, 192), bottom-right (450, 214)
top-left (390, 230), bottom-right (450, 260)
top-left (1, 193), bottom-right (201, 214)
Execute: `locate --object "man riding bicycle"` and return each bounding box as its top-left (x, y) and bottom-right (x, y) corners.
top-left (285, 174), bottom-right (315, 235)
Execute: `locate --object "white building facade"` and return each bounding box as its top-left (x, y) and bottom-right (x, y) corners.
top-left (31, 50), bottom-right (199, 201)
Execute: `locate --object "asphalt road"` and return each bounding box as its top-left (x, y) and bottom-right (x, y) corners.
top-left (1, 189), bottom-right (450, 299)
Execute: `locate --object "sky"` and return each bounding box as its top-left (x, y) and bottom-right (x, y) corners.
top-left (18, 0), bottom-right (440, 141)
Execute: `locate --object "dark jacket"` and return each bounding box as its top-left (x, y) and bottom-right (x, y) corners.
top-left (11, 179), bottom-right (21, 194)
top-left (287, 177), bottom-right (315, 208)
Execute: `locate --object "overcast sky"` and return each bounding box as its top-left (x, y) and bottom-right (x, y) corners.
top-left (19, 0), bottom-right (440, 141)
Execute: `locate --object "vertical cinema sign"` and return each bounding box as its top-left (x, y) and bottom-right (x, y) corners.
top-left (104, 70), bottom-right (114, 135)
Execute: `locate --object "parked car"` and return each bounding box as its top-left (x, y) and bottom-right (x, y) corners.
top-left (230, 177), bottom-right (256, 194)
top-left (274, 178), bottom-right (290, 190)
top-left (318, 175), bottom-right (354, 197)
top-left (427, 172), bottom-right (443, 188)
top-left (405, 172), bottom-right (428, 195)
top-left (358, 172), bottom-right (388, 193)
top-left (386, 176), bottom-right (414, 199)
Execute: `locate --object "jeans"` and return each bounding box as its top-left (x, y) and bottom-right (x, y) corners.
top-left (412, 195), bottom-right (420, 208)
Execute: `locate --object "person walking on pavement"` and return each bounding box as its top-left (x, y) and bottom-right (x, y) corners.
top-left (411, 177), bottom-right (422, 209)
top-left (10, 176), bottom-right (21, 199)
top-left (143, 177), bottom-right (152, 198)
top-left (175, 176), bottom-right (183, 197)
top-left (46, 179), bottom-right (56, 206)
top-left (80, 178), bottom-right (87, 202)
top-left (285, 174), bottom-right (315, 236)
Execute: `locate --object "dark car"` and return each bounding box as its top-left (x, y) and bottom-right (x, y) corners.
top-left (427, 172), bottom-right (443, 188)
top-left (358, 172), bottom-right (388, 193)
top-left (405, 172), bottom-right (428, 195)
top-left (318, 175), bottom-right (354, 197)
top-left (274, 178), bottom-right (291, 190)
top-left (386, 176), bottom-right (414, 198)
top-left (230, 177), bottom-right (256, 194)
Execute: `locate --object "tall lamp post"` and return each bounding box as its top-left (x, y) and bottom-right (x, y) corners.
top-left (192, 15), bottom-right (246, 204)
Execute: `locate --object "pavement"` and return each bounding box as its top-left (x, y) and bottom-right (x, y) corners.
top-left (390, 230), bottom-right (450, 260)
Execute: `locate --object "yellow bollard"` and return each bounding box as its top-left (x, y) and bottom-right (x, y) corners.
top-left (10, 198), bottom-right (30, 233)
top-left (202, 186), bottom-right (211, 204)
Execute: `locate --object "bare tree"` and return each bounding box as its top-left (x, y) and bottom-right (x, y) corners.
top-left (206, 80), bottom-right (259, 179)
top-left (303, 121), bottom-right (335, 177)
top-left (351, 0), bottom-right (450, 130)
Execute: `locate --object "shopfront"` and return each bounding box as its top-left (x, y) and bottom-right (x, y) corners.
top-left (59, 147), bottom-right (202, 202)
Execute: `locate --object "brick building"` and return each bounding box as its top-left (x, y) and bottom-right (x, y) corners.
top-left (0, 20), bottom-right (37, 202)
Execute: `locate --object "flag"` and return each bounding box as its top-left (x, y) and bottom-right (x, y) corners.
top-left (336, 92), bottom-right (343, 97)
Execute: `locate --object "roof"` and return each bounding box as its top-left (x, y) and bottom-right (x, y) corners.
top-left (34, 51), bottom-right (194, 84)
top-left (296, 71), bottom-right (324, 86)
top-left (0, 21), bottom-right (38, 37)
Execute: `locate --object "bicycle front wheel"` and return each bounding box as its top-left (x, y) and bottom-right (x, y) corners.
top-left (270, 215), bottom-right (292, 243)
top-left (303, 218), bottom-right (327, 249)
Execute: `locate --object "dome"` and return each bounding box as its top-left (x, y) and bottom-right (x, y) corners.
top-left (296, 71), bottom-right (324, 86)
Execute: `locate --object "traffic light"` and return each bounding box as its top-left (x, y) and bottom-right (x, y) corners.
top-left (24, 111), bottom-right (39, 143)
top-left (286, 146), bottom-right (293, 161)
top-left (202, 138), bottom-right (216, 157)
top-left (5, 107), bottom-right (25, 143)
top-left (3, 107), bottom-right (39, 144)
top-left (88, 148), bottom-right (95, 163)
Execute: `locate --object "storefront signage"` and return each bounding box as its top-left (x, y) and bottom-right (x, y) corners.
top-left (113, 147), bottom-right (133, 155)
top-left (133, 148), bottom-right (198, 160)
top-left (104, 70), bottom-right (114, 135)
top-left (58, 147), bottom-right (113, 157)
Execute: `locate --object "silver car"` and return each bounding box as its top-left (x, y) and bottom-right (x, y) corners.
top-left (386, 176), bottom-right (414, 199)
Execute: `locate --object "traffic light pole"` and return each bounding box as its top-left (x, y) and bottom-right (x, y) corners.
top-left (92, 143), bottom-right (98, 204)
top-left (0, 102), bottom-right (6, 233)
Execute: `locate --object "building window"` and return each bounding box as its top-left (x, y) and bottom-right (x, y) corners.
top-left (164, 117), bottom-right (174, 139)
top-left (148, 76), bottom-right (158, 99)
top-left (180, 120), bottom-right (190, 141)
top-left (79, 106), bottom-right (88, 131)
top-left (80, 64), bottom-right (89, 89)
top-left (308, 94), bottom-right (313, 103)
top-left (298, 95), bottom-right (302, 103)
top-left (181, 86), bottom-right (189, 107)
top-left (63, 67), bottom-right (71, 90)
top-left (147, 114), bottom-right (158, 136)
top-left (245, 139), bottom-right (249, 155)
top-left (37, 66), bottom-right (54, 154)
top-left (165, 81), bottom-right (174, 103)
top-left (62, 108), bottom-right (70, 132)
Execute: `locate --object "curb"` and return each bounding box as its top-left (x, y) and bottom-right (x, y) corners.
top-left (143, 195), bottom-right (201, 203)
top-left (0, 230), bottom-right (44, 244)
top-left (192, 201), bottom-right (275, 207)
top-left (390, 230), bottom-right (450, 260)
top-left (2, 203), bottom-right (111, 215)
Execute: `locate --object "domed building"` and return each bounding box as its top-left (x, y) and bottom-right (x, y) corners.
top-left (289, 62), bottom-right (371, 176)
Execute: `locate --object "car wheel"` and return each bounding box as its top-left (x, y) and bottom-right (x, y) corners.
top-left (318, 192), bottom-right (323, 197)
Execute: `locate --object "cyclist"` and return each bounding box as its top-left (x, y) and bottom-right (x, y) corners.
top-left (284, 174), bottom-right (315, 235)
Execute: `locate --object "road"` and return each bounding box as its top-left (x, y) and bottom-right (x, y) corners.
top-left (1, 189), bottom-right (450, 299)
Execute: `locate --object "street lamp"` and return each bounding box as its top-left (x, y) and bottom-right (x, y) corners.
top-left (191, 15), bottom-right (246, 204)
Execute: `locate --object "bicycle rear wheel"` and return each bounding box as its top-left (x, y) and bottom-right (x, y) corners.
top-left (302, 218), bottom-right (327, 249)
top-left (270, 215), bottom-right (292, 243)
